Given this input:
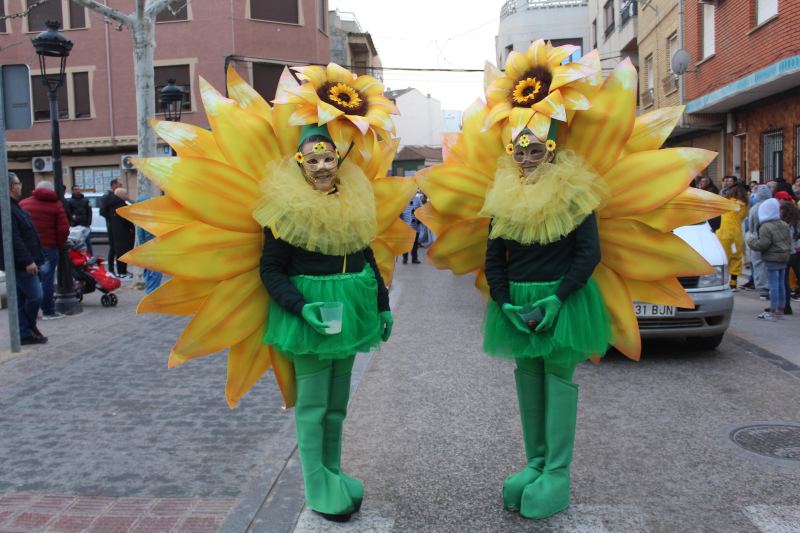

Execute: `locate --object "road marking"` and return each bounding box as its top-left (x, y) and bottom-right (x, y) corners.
top-left (744, 505), bottom-right (800, 533)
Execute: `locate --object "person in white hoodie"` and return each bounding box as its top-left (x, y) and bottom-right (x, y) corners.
top-left (747, 198), bottom-right (792, 320)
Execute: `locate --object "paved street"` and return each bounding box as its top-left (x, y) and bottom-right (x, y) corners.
top-left (1, 253), bottom-right (799, 532)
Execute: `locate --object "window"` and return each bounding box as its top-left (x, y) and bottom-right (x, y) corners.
top-left (667, 32), bottom-right (678, 71)
top-left (551, 38), bottom-right (582, 63)
top-left (250, 0), bottom-right (299, 24)
top-left (74, 167), bottom-right (122, 193)
top-left (31, 75), bottom-right (68, 121)
top-left (592, 19), bottom-right (597, 49)
top-left (317, 0), bottom-right (327, 31)
top-left (702, 3), bottom-right (715, 59)
top-left (603, 0), bottom-right (614, 36)
top-left (156, 2), bottom-right (188, 22)
top-left (795, 126), bottom-right (800, 181)
top-left (756, 0), bottom-right (778, 25)
top-left (505, 44), bottom-right (513, 61)
top-left (645, 55), bottom-right (654, 90)
top-left (762, 130), bottom-right (784, 182)
top-left (252, 63), bottom-right (284, 103)
top-left (154, 65), bottom-right (192, 112)
top-left (73, 72), bottom-right (90, 118)
top-left (0, 1), bottom-right (6, 33)
top-left (27, 0), bottom-right (87, 31)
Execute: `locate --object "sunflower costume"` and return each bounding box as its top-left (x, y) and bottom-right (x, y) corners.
top-left (416, 40), bottom-right (736, 519)
top-left (119, 64), bottom-right (416, 520)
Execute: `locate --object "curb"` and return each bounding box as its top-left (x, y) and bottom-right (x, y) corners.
top-left (728, 330), bottom-right (800, 379)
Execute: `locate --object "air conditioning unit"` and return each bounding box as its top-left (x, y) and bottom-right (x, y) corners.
top-left (120, 155), bottom-right (136, 170)
top-left (32, 156), bottom-right (53, 173)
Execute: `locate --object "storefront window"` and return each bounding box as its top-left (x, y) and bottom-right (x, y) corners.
top-left (73, 166), bottom-right (122, 193)
top-left (761, 130), bottom-right (783, 182)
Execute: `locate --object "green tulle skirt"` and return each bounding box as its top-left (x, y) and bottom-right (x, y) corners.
top-left (483, 277), bottom-right (612, 366)
top-left (263, 266), bottom-right (382, 361)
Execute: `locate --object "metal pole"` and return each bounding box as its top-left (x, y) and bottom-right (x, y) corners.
top-left (48, 89), bottom-right (81, 315)
top-left (0, 69), bottom-right (22, 352)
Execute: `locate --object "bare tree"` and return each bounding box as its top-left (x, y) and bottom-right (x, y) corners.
top-left (70, 0), bottom-right (186, 198)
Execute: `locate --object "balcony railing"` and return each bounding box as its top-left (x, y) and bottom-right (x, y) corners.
top-left (500, 0), bottom-right (588, 19)
top-left (620, 0), bottom-right (637, 26)
top-left (641, 88), bottom-right (654, 107)
top-left (662, 74), bottom-right (678, 94)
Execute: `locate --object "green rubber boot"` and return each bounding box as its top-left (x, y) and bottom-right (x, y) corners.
top-left (324, 366), bottom-right (364, 512)
top-left (520, 373), bottom-right (578, 519)
top-left (503, 366), bottom-right (546, 511)
top-left (295, 365), bottom-right (355, 517)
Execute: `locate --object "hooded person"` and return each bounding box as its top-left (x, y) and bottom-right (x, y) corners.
top-left (254, 123), bottom-right (393, 521)
top-left (748, 185), bottom-right (774, 295)
top-left (747, 198), bottom-right (792, 319)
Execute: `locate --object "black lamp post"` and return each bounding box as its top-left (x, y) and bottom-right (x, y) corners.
top-left (32, 20), bottom-right (81, 315)
top-left (159, 79), bottom-right (185, 122)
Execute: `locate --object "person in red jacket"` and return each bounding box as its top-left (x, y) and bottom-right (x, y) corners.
top-left (20, 181), bottom-right (70, 320)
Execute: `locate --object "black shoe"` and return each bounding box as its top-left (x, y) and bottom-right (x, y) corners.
top-left (411, 258), bottom-right (421, 264)
top-left (31, 325), bottom-right (47, 341)
top-left (784, 307), bottom-right (793, 315)
top-left (741, 281), bottom-right (755, 290)
top-left (402, 256), bottom-right (408, 264)
top-left (21, 336), bottom-right (48, 345)
top-left (314, 511), bottom-right (352, 522)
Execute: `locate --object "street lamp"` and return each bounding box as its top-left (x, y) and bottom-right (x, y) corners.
top-left (159, 79), bottom-right (185, 122)
top-left (32, 20), bottom-right (81, 315)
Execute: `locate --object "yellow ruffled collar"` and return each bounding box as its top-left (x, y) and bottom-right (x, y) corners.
top-left (252, 158), bottom-right (377, 255)
top-left (479, 151), bottom-right (609, 245)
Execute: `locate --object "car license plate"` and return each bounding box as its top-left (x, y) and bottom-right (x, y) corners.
top-left (633, 302), bottom-right (676, 317)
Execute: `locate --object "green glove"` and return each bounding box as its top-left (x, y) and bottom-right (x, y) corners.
top-left (502, 303), bottom-right (531, 334)
top-left (532, 295), bottom-right (562, 332)
top-left (379, 311), bottom-right (393, 341)
top-left (301, 302), bottom-right (328, 335)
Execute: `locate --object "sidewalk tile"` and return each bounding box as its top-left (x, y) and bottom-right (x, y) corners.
top-left (107, 498), bottom-right (154, 516)
top-left (129, 516), bottom-right (179, 533)
top-left (0, 494), bottom-right (34, 509)
top-left (0, 510), bottom-right (14, 525)
top-left (64, 497), bottom-right (114, 515)
top-left (30, 496), bottom-right (76, 514)
top-left (149, 498), bottom-right (193, 516)
top-left (45, 515), bottom-right (95, 532)
top-left (88, 515), bottom-right (136, 532)
top-left (176, 516), bottom-right (222, 533)
top-left (10, 512), bottom-right (52, 529)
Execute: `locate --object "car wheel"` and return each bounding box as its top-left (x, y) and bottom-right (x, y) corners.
top-left (686, 334), bottom-right (724, 350)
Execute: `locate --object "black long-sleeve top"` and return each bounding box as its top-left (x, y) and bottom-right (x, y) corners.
top-left (484, 213), bottom-right (601, 305)
top-left (259, 228), bottom-right (390, 316)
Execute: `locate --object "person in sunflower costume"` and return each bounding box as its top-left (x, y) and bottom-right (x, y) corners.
top-left (118, 64), bottom-right (416, 522)
top-left (416, 40), bottom-right (736, 520)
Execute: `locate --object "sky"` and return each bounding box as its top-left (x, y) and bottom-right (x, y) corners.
top-left (328, 0), bottom-right (503, 111)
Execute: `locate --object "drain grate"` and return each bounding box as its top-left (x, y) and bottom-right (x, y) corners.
top-left (730, 424), bottom-right (800, 461)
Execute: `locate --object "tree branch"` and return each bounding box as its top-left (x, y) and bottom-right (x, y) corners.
top-left (144, 0), bottom-right (186, 17)
top-left (70, 0), bottom-right (134, 28)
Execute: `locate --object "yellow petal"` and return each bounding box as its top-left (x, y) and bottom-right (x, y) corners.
top-left (601, 148), bottom-right (718, 219)
top-left (559, 87), bottom-right (591, 111)
top-left (371, 223), bottom-right (415, 287)
top-left (475, 269), bottom-right (490, 298)
top-left (273, 66), bottom-right (302, 104)
top-left (532, 90), bottom-right (566, 122)
top-left (525, 39), bottom-right (548, 68)
top-left (316, 99), bottom-right (345, 125)
top-left (599, 218), bottom-right (714, 281)
top-left (414, 202), bottom-right (462, 237)
top-left (326, 63), bottom-right (354, 84)
top-left (442, 133), bottom-right (462, 163)
top-left (483, 102), bottom-right (512, 130)
top-left (149, 118), bottom-right (226, 162)
top-left (346, 115), bottom-right (371, 135)
top-left (421, 163), bottom-right (493, 218)
top-left (366, 94), bottom-right (396, 115)
top-left (117, 196), bottom-right (195, 237)
top-left (270, 349), bottom-right (296, 409)
top-left (132, 157), bottom-right (261, 233)
top-left (505, 51), bottom-right (532, 80)
top-left (593, 263), bottom-right (640, 360)
top-left (353, 75), bottom-right (385, 97)
top-left (288, 104), bottom-right (319, 126)
top-left (626, 277), bottom-right (694, 309)
top-left (622, 106), bottom-right (685, 156)
top-left (529, 112), bottom-right (551, 141)
top-left (550, 61), bottom-right (600, 92)
top-left (373, 177), bottom-right (418, 234)
top-left (547, 44), bottom-right (579, 69)
top-left (563, 59), bottom-right (638, 175)
top-left (485, 76), bottom-right (514, 106)
top-left (137, 277), bottom-right (217, 316)
top-left (226, 65), bottom-right (273, 121)
top-left (426, 217), bottom-right (488, 275)
top-left (484, 61), bottom-right (502, 93)
top-left (170, 270), bottom-right (267, 361)
top-left (121, 221), bottom-right (261, 281)
top-left (200, 77), bottom-right (281, 180)
top-left (225, 327), bottom-right (272, 409)
top-left (628, 188), bottom-right (738, 232)
top-left (293, 65), bottom-right (327, 89)
top-left (509, 107), bottom-right (535, 141)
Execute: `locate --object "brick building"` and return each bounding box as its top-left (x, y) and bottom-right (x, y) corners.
top-left (636, 0), bottom-right (679, 112)
top-left (1, 0), bottom-right (330, 197)
top-left (679, 0), bottom-right (800, 186)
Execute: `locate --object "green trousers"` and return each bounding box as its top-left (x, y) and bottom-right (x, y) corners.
top-left (294, 356), bottom-right (363, 515)
top-left (504, 357), bottom-right (578, 519)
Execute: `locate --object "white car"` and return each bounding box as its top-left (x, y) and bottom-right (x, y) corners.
top-left (79, 192), bottom-right (109, 243)
top-left (635, 222), bottom-right (734, 350)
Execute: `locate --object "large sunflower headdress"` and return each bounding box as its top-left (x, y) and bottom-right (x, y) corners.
top-left (119, 66), bottom-right (416, 409)
top-left (274, 63), bottom-right (398, 161)
top-left (417, 43), bottom-right (737, 362)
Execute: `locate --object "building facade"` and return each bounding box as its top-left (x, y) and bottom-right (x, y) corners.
top-left (681, 0), bottom-right (800, 185)
top-left (495, 0), bottom-right (589, 70)
top-left (328, 10), bottom-right (382, 80)
top-left (588, 0), bottom-right (638, 75)
top-left (385, 88), bottom-right (443, 149)
top-left (2, 0), bottom-right (330, 197)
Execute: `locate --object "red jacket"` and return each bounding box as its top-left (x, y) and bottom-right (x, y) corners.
top-left (20, 188), bottom-right (70, 249)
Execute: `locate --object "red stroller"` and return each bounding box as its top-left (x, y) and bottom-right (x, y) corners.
top-left (67, 227), bottom-right (121, 307)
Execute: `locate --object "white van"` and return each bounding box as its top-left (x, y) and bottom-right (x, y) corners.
top-left (635, 222), bottom-right (734, 350)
